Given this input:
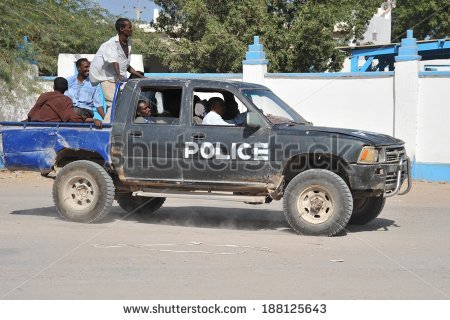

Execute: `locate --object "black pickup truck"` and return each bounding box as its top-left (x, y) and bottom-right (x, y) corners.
top-left (0, 79), bottom-right (411, 236)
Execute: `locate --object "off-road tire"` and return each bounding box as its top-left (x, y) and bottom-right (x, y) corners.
top-left (116, 193), bottom-right (165, 216)
top-left (283, 169), bottom-right (353, 236)
top-left (348, 195), bottom-right (385, 225)
top-left (52, 160), bottom-right (114, 223)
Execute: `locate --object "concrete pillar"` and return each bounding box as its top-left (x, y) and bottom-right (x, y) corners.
top-left (242, 36), bottom-right (268, 85)
top-left (394, 30), bottom-right (421, 161)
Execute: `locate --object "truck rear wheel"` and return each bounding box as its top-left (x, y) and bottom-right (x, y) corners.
top-left (116, 194), bottom-right (165, 216)
top-left (52, 160), bottom-right (114, 223)
top-left (348, 195), bottom-right (385, 225)
top-left (283, 169), bottom-right (353, 236)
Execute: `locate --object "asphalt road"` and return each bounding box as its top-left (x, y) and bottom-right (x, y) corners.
top-left (0, 171), bottom-right (449, 300)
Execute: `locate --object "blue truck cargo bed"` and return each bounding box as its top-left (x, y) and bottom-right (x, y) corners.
top-left (0, 122), bottom-right (111, 172)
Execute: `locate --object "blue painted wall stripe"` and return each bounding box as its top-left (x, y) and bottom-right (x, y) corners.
top-left (265, 72), bottom-right (394, 79)
top-left (144, 73), bottom-right (242, 79)
top-left (38, 76), bottom-right (57, 81)
top-left (412, 162), bottom-right (450, 183)
top-left (38, 71), bottom-right (449, 81)
top-left (39, 74), bottom-right (244, 81)
top-left (40, 72), bottom-right (402, 81)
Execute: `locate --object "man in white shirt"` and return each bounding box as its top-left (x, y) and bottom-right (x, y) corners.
top-left (89, 18), bottom-right (144, 121)
top-left (202, 97), bottom-right (234, 126)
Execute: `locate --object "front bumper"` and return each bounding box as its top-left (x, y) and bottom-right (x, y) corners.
top-left (348, 156), bottom-right (411, 197)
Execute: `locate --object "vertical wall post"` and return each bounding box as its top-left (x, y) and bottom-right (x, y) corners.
top-left (242, 36), bottom-right (268, 84)
top-left (394, 29), bottom-right (421, 162)
top-left (351, 56), bottom-right (359, 72)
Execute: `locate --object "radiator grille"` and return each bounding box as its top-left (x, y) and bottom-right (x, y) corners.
top-left (385, 146), bottom-right (405, 163)
top-left (385, 171), bottom-right (407, 191)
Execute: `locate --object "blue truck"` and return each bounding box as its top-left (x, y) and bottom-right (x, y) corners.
top-left (0, 79), bottom-right (411, 236)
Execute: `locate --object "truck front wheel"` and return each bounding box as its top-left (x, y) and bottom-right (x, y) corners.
top-left (283, 169), bottom-right (353, 236)
top-left (348, 195), bottom-right (385, 225)
top-left (53, 160), bottom-right (115, 223)
top-left (116, 194), bottom-right (165, 216)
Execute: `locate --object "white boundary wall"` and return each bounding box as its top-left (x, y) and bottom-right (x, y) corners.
top-left (265, 75), bottom-right (394, 135)
top-left (416, 76), bottom-right (450, 164)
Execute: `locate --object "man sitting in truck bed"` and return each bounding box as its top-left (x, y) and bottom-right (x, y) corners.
top-left (65, 58), bottom-right (105, 120)
top-left (27, 77), bottom-right (102, 127)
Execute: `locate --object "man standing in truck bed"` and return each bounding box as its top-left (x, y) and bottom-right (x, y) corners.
top-left (89, 18), bottom-right (144, 122)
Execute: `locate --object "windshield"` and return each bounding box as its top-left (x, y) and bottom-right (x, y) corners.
top-left (242, 89), bottom-right (308, 125)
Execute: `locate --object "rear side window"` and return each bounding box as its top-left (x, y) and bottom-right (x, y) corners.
top-left (134, 87), bottom-right (183, 125)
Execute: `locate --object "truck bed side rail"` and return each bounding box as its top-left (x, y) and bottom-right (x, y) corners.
top-left (0, 122), bottom-right (112, 129)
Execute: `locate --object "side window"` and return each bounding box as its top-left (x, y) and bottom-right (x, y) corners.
top-left (192, 89), bottom-right (248, 126)
top-left (134, 87), bottom-right (182, 125)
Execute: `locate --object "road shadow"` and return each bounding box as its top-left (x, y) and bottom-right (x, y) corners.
top-left (345, 218), bottom-right (399, 233)
top-left (9, 205), bottom-right (398, 235)
top-left (311, 218), bottom-right (398, 237)
top-left (128, 206), bottom-right (291, 231)
top-left (10, 205), bottom-right (292, 233)
top-left (10, 206), bottom-right (59, 218)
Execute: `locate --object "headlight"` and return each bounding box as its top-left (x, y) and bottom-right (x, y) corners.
top-left (358, 146), bottom-right (379, 164)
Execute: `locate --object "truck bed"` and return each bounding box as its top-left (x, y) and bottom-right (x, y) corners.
top-left (0, 122), bottom-right (111, 173)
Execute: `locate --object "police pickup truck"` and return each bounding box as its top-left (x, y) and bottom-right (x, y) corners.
top-left (0, 79), bottom-right (411, 236)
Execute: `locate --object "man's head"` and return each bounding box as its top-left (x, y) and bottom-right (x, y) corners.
top-left (208, 97), bottom-right (226, 116)
top-left (54, 77), bottom-right (68, 94)
top-left (136, 100), bottom-right (151, 117)
top-left (76, 58), bottom-right (90, 80)
top-left (115, 18), bottom-right (132, 37)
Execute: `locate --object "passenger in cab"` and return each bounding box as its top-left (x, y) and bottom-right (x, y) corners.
top-left (222, 92), bottom-right (239, 120)
top-left (222, 92), bottom-right (247, 125)
top-left (202, 97), bottom-right (234, 126)
top-left (193, 95), bottom-right (208, 118)
top-left (27, 77), bottom-right (102, 127)
top-left (192, 95), bottom-right (207, 124)
top-left (134, 100), bottom-right (156, 123)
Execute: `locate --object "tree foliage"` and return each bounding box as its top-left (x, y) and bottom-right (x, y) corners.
top-left (148, 0), bottom-right (382, 73)
top-left (0, 0), bottom-right (115, 88)
top-left (392, 0), bottom-right (450, 41)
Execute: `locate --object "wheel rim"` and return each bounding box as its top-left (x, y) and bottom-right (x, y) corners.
top-left (296, 185), bottom-right (334, 224)
top-left (62, 175), bottom-right (98, 212)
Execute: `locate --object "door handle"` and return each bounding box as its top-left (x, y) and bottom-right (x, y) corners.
top-left (129, 131), bottom-right (143, 138)
top-left (191, 133), bottom-right (205, 141)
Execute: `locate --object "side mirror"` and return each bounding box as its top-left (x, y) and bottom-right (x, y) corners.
top-left (247, 111), bottom-right (261, 128)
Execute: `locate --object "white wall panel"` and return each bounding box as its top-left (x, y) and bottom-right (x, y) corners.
top-left (265, 76), bottom-right (395, 135)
